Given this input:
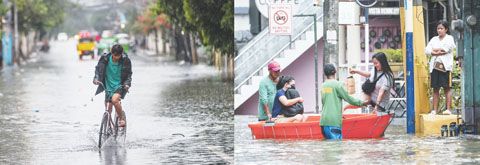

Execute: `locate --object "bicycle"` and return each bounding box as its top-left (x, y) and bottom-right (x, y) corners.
top-left (96, 82), bottom-right (127, 148)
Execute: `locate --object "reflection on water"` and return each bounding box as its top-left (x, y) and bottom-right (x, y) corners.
top-left (100, 146), bottom-right (127, 164)
top-left (235, 115), bottom-right (480, 164)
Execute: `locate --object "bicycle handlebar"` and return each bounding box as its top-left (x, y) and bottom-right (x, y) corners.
top-left (95, 81), bottom-right (129, 93)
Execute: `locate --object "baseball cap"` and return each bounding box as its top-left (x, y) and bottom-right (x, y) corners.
top-left (268, 61), bottom-right (281, 72)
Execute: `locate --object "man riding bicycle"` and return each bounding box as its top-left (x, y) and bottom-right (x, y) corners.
top-left (93, 44), bottom-right (132, 127)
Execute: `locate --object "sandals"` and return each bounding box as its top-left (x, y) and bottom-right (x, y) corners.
top-left (442, 110), bottom-right (452, 115)
top-left (428, 110), bottom-right (452, 115)
top-left (118, 115), bottom-right (126, 127)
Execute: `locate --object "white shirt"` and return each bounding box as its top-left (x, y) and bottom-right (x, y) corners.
top-left (425, 34), bottom-right (456, 73)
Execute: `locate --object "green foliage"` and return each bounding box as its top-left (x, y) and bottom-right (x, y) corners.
top-left (0, 0), bottom-right (8, 16)
top-left (182, 0), bottom-right (233, 55)
top-left (154, 0), bottom-right (233, 56)
top-left (375, 49), bottom-right (403, 63)
top-left (156, 0), bottom-right (194, 32)
top-left (15, 0), bottom-right (66, 35)
top-left (134, 5), bottom-right (170, 35)
top-left (451, 58), bottom-right (462, 110)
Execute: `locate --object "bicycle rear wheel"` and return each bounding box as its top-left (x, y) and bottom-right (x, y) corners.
top-left (98, 112), bottom-right (110, 148)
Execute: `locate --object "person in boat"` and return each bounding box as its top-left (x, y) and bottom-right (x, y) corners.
top-left (257, 61), bottom-right (281, 121)
top-left (283, 82), bottom-right (304, 117)
top-left (321, 63), bottom-right (369, 139)
top-left (349, 52), bottom-right (394, 113)
top-left (271, 75), bottom-right (306, 123)
top-left (425, 20), bottom-right (456, 115)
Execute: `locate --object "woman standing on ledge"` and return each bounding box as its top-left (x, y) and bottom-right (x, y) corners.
top-left (425, 20), bottom-right (456, 115)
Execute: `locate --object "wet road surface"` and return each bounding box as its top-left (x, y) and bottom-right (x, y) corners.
top-left (0, 40), bottom-right (233, 164)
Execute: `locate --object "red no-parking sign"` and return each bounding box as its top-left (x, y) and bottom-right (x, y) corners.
top-left (269, 5), bottom-right (292, 35)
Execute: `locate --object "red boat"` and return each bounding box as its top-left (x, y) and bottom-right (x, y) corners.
top-left (248, 113), bottom-right (392, 139)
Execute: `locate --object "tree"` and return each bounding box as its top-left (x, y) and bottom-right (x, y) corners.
top-left (183, 0), bottom-right (233, 55)
top-left (155, 0), bottom-right (198, 63)
top-left (0, 0), bottom-right (8, 16)
top-left (6, 0), bottom-right (66, 61)
top-left (15, 0), bottom-right (66, 37)
top-left (153, 0), bottom-right (234, 78)
top-left (183, 0), bottom-right (233, 78)
top-left (135, 6), bottom-right (170, 56)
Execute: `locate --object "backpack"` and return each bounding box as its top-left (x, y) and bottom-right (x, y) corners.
top-left (282, 87), bottom-right (304, 117)
top-left (361, 70), bottom-right (384, 95)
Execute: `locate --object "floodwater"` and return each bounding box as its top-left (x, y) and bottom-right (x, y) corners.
top-left (0, 40), bottom-right (233, 164)
top-left (235, 115), bottom-right (480, 164)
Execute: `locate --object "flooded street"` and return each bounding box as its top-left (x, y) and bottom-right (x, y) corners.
top-left (0, 40), bottom-right (233, 164)
top-left (235, 115), bottom-right (480, 164)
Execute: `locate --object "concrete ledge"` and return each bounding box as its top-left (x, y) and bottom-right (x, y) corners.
top-left (419, 114), bottom-right (460, 136)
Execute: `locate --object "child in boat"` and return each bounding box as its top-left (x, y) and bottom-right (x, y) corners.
top-left (321, 63), bottom-right (368, 139)
top-left (271, 75), bottom-right (306, 123)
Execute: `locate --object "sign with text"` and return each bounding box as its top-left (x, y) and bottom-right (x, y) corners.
top-left (255, 0), bottom-right (299, 18)
top-left (269, 5), bottom-right (292, 35)
top-left (369, 7), bottom-right (400, 15)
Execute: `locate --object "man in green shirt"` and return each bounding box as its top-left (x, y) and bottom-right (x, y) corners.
top-left (321, 63), bottom-right (367, 139)
top-left (258, 61), bottom-right (281, 121)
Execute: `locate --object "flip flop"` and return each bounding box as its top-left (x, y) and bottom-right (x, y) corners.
top-left (118, 119), bottom-right (126, 127)
top-left (442, 110), bottom-right (452, 115)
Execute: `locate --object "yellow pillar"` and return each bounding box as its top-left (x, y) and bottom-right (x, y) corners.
top-left (412, 2), bottom-right (430, 133)
top-left (400, 0), bottom-right (430, 133)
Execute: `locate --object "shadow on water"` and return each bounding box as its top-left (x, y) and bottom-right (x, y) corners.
top-left (155, 77), bottom-right (234, 164)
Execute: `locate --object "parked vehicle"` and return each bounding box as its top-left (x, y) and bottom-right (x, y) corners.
top-left (76, 31), bottom-right (95, 60)
top-left (96, 37), bottom-right (117, 56)
top-left (115, 33), bottom-right (130, 53)
top-left (57, 32), bottom-right (68, 41)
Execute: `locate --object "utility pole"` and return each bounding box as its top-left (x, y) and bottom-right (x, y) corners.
top-left (404, 0), bottom-right (415, 134)
top-left (294, 14), bottom-right (319, 114)
top-left (323, 0), bottom-right (338, 67)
